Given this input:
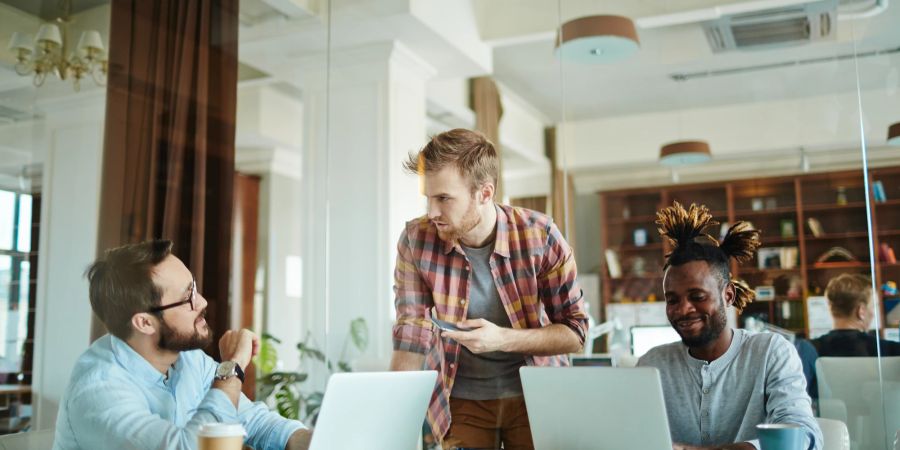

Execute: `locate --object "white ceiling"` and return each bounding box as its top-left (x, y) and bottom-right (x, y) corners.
top-left (484, 0), bottom-right (900, 121)
top-left (0, 0), bottom-right (107, 21)
top-left (1, 0), bottom-right (898, 185)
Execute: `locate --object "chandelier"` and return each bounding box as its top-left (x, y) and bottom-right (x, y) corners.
top-left (6, 0), bottom-right (107, 91)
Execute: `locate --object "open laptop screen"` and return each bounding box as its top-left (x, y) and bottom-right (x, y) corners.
top-left (630, 325), bottom-right (681, 357)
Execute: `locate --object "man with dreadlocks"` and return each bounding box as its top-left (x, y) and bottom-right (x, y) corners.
top-left (638, 202), bottom-right (822, 450)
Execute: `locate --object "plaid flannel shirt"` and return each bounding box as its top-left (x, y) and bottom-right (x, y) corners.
top-left (392, 204), bottom-right (588, 443)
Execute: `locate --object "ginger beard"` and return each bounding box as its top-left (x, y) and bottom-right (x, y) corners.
top-left (434, 193), bottom-right (482, 243)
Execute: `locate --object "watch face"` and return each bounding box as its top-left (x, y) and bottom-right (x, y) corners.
top-left (216, 360), bottom-right (237, 378)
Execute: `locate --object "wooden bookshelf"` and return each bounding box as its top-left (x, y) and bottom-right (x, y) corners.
top-left (599, 167), bottom-right (900, 339)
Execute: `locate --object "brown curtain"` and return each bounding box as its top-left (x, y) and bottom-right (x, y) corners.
top-left (545, 127), bottom-right (576, 248)
top-left (470, 77), bottom-right (504, 200)
top-left (92, 0), bottom-right (239, 361)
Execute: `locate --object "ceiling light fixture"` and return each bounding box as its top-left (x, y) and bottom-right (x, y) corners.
top-left (659, 140), bottom-right (712, 166)
top-left (555, 15), bottom-right (640, 63)
top-left (888, 122), bottom-right (900, 147)
top-left (6, 0), bottom-right (107, 91)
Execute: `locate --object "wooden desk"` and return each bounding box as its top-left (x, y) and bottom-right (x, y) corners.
top-left (0, 385), bottom-right (30, 434)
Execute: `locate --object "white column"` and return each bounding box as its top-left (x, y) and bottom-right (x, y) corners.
top-left (27, 92), bottom-right (105, 429)
top-left (300, 41), bottom-right (434, 370)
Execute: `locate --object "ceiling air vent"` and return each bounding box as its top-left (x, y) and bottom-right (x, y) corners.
top-left (838, 0), bottom-right (880, 15)
top-left (703, 0), bottom-right (838, 53)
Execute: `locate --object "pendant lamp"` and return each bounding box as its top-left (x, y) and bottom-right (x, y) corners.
top-left (659, 141), bottom-right (712, 166)
top-left (556, 15), bottom-right (640, 63)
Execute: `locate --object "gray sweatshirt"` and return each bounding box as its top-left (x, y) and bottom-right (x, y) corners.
top-left (638, 328), bottom-right (822, 450)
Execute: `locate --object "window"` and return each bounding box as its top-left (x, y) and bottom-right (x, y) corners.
top-left (0, 190), bottom-right (34, 380)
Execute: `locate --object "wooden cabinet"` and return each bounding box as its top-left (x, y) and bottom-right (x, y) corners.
top-left (598, 167), bottom-right (900, 339)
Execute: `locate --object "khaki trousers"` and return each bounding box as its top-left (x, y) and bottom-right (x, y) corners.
top-left (443, 396), bottom-right (534, 450)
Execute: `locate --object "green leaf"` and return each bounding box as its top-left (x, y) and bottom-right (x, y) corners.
top-left (264, 371), bottom-right (308, 385)
top-left (349, 317), bottom-right (369, 352)
top-left (256, 381), bottom-right (276, 401)
top-left (274, 385), bottom-right (299, 420)
top-left (261, 333), bottom-right (282, 343)
top-left (337, 361), bottom-right (352, 372)
top-left (255, 335), bottom-right (279, 375)
top-left (304, 391), bottom-right (324, 425)
top-left (297, 342), bottom-right (326, 362)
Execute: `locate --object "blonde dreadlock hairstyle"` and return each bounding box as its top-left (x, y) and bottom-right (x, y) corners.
top-left (656, 202), bottom-right (761, 311)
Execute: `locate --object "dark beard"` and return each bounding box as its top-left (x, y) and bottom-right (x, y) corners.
top-left (157, 311), bottom-right (212, 352)
top-left (675, 305), bottom-right (728, 348)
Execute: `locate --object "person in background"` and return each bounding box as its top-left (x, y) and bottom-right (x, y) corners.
top-left (638, 202), bottom-right (822, 450)
top-left (811, 273), bottom-right (900, 357)
top-left (390, 128), bottom-right (588, 449)
top-left (53, 240), bottom-right (310, 450)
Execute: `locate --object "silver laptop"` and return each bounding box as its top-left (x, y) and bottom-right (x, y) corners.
top-left (520, 366), bottom-right (673, 450)
top-left (309, 370), bottom-right (436, 450)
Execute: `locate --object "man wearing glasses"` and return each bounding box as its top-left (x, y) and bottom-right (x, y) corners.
top-left (53, 240), bottom-right (311, 450)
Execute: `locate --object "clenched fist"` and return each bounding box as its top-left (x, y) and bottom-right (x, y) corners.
top-left (218, 329), bottom-right (259, 369)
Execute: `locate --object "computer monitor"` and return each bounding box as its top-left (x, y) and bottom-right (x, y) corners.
top-left (571, 354), bottom-right (614, 367)
top-left (630, 325), bottom-right (681, 357)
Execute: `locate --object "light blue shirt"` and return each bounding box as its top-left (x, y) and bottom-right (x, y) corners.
top-left (638, 329), bottom-right (822, 450)
top-left (53, 334), bottom-right (304, 450)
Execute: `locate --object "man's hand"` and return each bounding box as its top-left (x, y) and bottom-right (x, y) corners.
top-left (442, 319), bottom-right (509, 354)
top-left (285, 428), bottom-right (312, 450)
top-left (218, 329), bottom-right (259, 370)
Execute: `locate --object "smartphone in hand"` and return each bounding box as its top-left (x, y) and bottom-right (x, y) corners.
top-left (430, 315), bottom-right (464, 332)
top-left (431, 309), bottom-right (469, 331)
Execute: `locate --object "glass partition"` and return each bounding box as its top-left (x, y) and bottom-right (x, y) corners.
top-left (556, 1), bottom-right (896, 450)
top-left (0, 0), bottom-right (107, 432)
top-left (856, 6), bottom-right (900, 450)
top-left (5, 0), bottom-right (897, 449)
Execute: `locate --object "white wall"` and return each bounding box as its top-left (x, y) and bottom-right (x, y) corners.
top-left (258, 172), bottom-right (305, 371)
top-left (561, 88), bottom-right (900, 192)
top-left (237, 85), bottom-right (304, 150)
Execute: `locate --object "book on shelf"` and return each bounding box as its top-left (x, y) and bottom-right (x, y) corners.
top-left (885, 297), bottom-right (900, 326)
top-left (807, 217), bottom-right (824, 237)
top-left (881, 243), bottom-right (897, 264)
top-left (780, 219), bottom-right (796, 238)
top-left (756, 246), bottom-right (798, 270)
top-left (873, 180), bottom-right (887, 203)
top-left (605, 249), bottom-right (622, 279)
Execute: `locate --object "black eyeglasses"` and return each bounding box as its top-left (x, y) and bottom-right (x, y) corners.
top-left (150, 279), bottom-right (196, 312)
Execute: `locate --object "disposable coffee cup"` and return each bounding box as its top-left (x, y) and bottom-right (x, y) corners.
top-left (756, 423), bottom-right (804, 450)
top-left (198, 423), bottom-right (246, 450)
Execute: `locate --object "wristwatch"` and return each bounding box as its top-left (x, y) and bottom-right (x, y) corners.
top-left (215, 360), bottom-right (245, 383)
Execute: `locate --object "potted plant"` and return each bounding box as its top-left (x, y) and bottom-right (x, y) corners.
top-left (254, 317), bottom-right (368, 424)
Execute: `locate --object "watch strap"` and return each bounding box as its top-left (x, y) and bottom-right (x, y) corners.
top-left (233, 362), bottom-right (245, 383)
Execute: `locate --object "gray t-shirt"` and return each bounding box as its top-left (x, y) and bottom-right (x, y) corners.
top-left (638, 329), bottom-right (822, 450)
top-left (451, 243), bottom-right (526, 400)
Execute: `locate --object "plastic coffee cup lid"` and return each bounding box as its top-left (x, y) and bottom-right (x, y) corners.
top-left (756, 423), bottom-right (801, 430)
top-left (198, 423), bottom-right (246, 437)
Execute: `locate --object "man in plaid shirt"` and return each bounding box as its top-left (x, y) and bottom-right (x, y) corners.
top-left (390, 128), bottom-right (589, 449)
